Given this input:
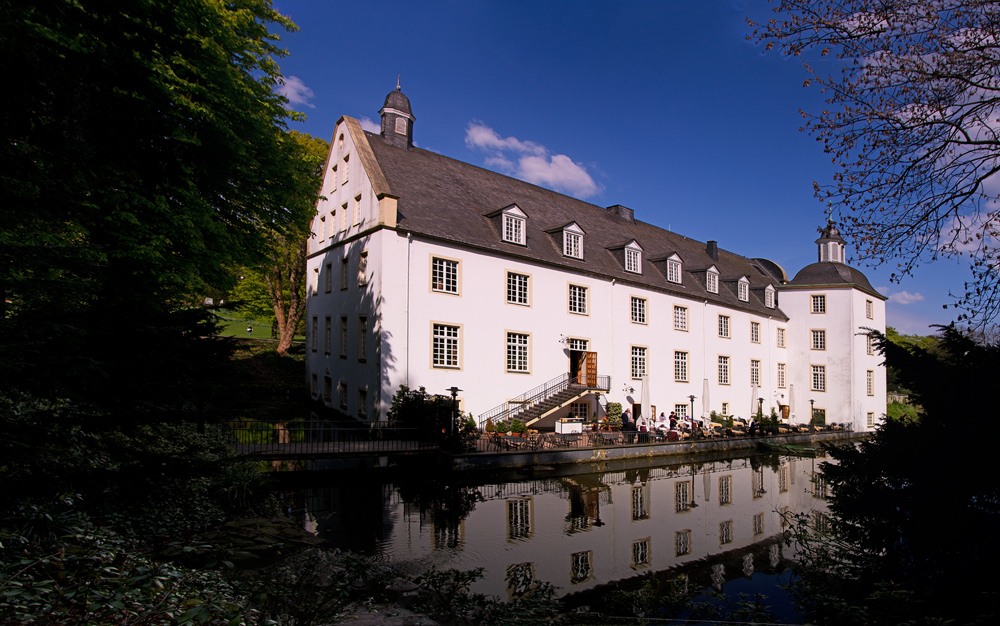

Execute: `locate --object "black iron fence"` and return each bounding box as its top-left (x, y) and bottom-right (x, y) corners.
top-left (228, 420), bottom-right (441, 457)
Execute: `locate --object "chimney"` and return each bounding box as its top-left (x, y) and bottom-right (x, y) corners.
top-left (707, 240), bottom-right (719, 261)
top-left (606, 204), bottom-right (634, 223)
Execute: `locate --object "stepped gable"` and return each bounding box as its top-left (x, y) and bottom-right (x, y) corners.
top-left (364, 129), bottom-right (789, 320)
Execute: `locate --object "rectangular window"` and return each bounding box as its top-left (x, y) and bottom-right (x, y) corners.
top-left (323, 375), bottom-right (331, 401)
top-left (867, 411), bottom-right (875, 428)
top-left (765, 289), bottom-right (775, 308)
top-left (325, 262), bottom-right (333, 293)
top-left (812, 365), bottom-right (826, 392)
top-left (507, 498), bottom-right (532, 540)
top-left (867, 370), bottom-right (874, 396)
top-left (667, 260), bottom-right (681, 283)
top-left (625, 248), bottom-right (641, 273)
top-left (812, 294), bottom-right (826, 313)
top-left (319, 215), bottom-right (326, 241)
top-left (431, 257), bottom-right (459, 294)
top-left (867, 333), bottom-right (875, 355)
top-left (432, 324), bottom-right (460, 368)
top-left (324, 316), bottom-right (331, 355)
top-left (507, 332), bottom-right (530, 372)
top-left (752, 470), bottom-right (765, 499)
top-left (675, 530), bottom-right (691, 556)
top-left (339, 316), bottom-right (348, 357)
top-left (341, 202), bottom-right (348, 231)
top-left (753, 512), bottom-right (764, 536)
top-left (631, 486), bottom-right (649, 520)
top-left (358, 251), bottom-right (368, 286)
top-left (311, 317), bottom-right (317, 352)
top-left (718, 315), bottom-right (730, 338)
top-left (353, 195), bottom-right (361, 225)
top-left (568, 338), bottom-right (589, 351)
top-left (339, 382), bottom-right (348, 409)
top-left (718, 355), bottom-right (730, 385)
top-left (564, 231), bottom-right (582, 258)
top-left (570, 551), bottom-right (592, 584)
top-left (358, 388), bottom-right (368, 418)
top-left (719, 475), bottom-right (732, 505)
top-left (707, 271), bottom-right (719, 294)
top-left (812, 329), bottom-right (826, 351)
top-left (751, 359), bottom-right (760, 388)
top-left (674, 306), bottom-right (688, 331)
top-left (751, 321), bottom-right (760, 343)
top-left (674, 351), bottom-right (688, 382)
top-left (674, 403), bottom-right (688, 418)
top-left (570, 401), bottom-right (590, 420)
top-left (632, 539), bottom-right (650, 568)
top-left (675, 481), bottom-right (691, 512)
top-left (340, 257), bottom-right (348, 290)
top-left (779, 467), bottom-right (788, 493)
top-left (507, 272), bottom-right (529, 305)
top-left (738, 281), bottom-right (749, 301)
top-left (813, 472), bottom-right (828, 500)
top-left (776, 327), bottom-right (786, 348)
top-left (568, 284), bottom-right (588, 315)
top-left (342, 154), bottom-right (349, 184)
top-left (311, 373), bottom-right (318, 397)
top-left (721, 402), bottom-right (729, 416)
top-left (631, 346), bottom-right (647, 379)
top-left (331, 164), bottom-right (337, 188)
top-left (631, 297), bottom-right (647, 324)
top-left (866, 299), bottom-right (874, 319)
top-left (720, 520), bottom-right (733, 545)
top-left (358, 316), bottom-right (367, 361)
top-left (312, 267), bottom-right (319, 294)
top-left (777, 363), bottom-right (786, 388)
top-left (503, 214), bottom-right (525, 244)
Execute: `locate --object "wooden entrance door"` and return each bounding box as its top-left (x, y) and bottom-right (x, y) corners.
top-left (584, 351), bottom-right (597, 387)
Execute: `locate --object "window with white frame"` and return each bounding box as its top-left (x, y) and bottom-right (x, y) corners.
top-left (563, 227), bottom-right (583, 259)
top-left (325, 263), bottom-right (332, 293)
top-left (867, 412), bottom-right (875, 428)
top-left (312, 267), bottom-right (319, 294)
top-left (338, 381), bottom-right (348, 409)
top-left (718, 355), bottom-right (730, 385)
top-left (776, 327), bottom-right (786, 348)
top-left (765, 286), bottom-right (775, 308)
top-left (675, 481), bottom-right (691, 512)
top-left (568, 284), bottom-right (588, 314)
top-left (631, 486), bottom-right (649, 520)
top-left (319, 215), bottom-right (326, 241)
top-left (751, 359), bottom-right (760, 388)
top-left (674, 403), bottom-right (689, 418)
top-left (779, 466), bottom-right (788, 493)
top-left (721, 402), bottom-right (729, 416)
top-left (866, 299), bottom-right (874, 319)
top-left (753, 512), bottom-right (764, 536)
top-left (674, 306), bottom-right (688, 331)
top-left (812, 472), bottom-right (828, 500)
top-left (718, 315), bottom-right (730, 338)
top-left (507, 498), bottom-right (532, 541)
top-left (707, 269), bottom-right (719, 294)
top-left (777, 363), bottom-right (786, 388)
top-left (676, 530), bottom-right (691, 556)
top-left (507, 332), bottom-right (530, 372)
top-left (358, 251), bottom-right (368, 287)
top-left (720, 520), bottom-right (733, 545)
top-left (340, 257), bottom-right (348, 289)
top-left (738, 278), bottom-right (749, 302)
top-left (719, 475), bottom-right (732, 505)
top-left (631, 297), bottom-right (647, 324)
top-left (625, 246), bottom-right (642, 273)
top-left (357, 316), bottom-right (367, 361)
top-left (812, 365), bottom-right (826, 392)
top-left (353, 195), bottom-right (361, 225)
top-left (342, 154), bottom-right (349, 184)
top-left (432, 324), bottom-right (460, 368)
top-left (751, 321), bottom-right (760, 343)
top-left (431, 257), bottom-right (459, 294)
top-left (331, 164), bottom-right (337, 188)
top-left (507, 272), bottom-right (529, 305)
top-left (632, 539), bottom-right (650, 567)
top-left (502, 208), bottom-right (526, 245)
top-left (310, 317), bottom-right (317, 352)
top-left (812, 294), bottom-right (826, 313)
top-left (568, 338), bottom-right (588, 351)
top-left (631, 346), bottom-right (647, 379)
top-left (867, 333), bottom-right (875, 355)
top-left (674, 351), bottom-right (688, 382)
top-left (340, 202), bottom-right (348, 231)
top-left (812, 329), bottom-right (826, 351)
top-left (339, 316), bottom-right (348, 357)
top-left (667, 255), bottom-right (682, 283)
top-left (867, 370), bottom-right (874, 396)
top-left (570, 551), bottom-right (592, 584)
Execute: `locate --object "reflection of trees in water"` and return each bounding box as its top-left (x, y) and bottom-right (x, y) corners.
top-left (395, 480), bottom-right (485, 549)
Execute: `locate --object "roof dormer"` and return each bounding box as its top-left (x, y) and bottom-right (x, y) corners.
top-left (666, 253), bottom-right (683, 284)
top-left (486, 204), bottom-right (528, 246)
top-left (764, 284), bottom-right (776, 308)
top-left (560, 222), bottom-right (585, 259)
top-left (706, 265), bottom-right (720, 294)
top-left (624, 240), bottom-right (643, 274)
top-left (737, 276), bottom-right (750, 302)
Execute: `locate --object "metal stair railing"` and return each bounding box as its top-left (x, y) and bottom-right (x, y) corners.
top-left (477, 373), bottom-right (611, 429)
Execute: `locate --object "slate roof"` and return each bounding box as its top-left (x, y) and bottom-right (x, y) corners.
top-left (362, 127), bottom-right (791, 320)
top-left (787, 262), bottom-right (886, 300)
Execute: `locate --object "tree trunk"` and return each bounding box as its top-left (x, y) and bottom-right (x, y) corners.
top-left (267, 236), bottom-right (308, 357)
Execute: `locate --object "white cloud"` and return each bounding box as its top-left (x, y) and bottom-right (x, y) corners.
top-left (276, 76), bottom-right (315, 109)
top-left (889, 290), bottom-right (925, 305)
top-left (464, 121), bottom-right (602, 199)
top-left (359, 117), bottom-right (380, 133)
top-left (876, 285), bottom-right (890, 296)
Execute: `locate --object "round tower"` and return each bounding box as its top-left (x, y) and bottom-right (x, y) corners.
top-left (379, 79), bottom-right (415, 150)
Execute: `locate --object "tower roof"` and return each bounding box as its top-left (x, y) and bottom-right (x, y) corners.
top-left (381, 88), bottom-right (412, 117)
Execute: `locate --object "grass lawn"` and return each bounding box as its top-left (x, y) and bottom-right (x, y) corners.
top-left (212, 308), bottom-right (304, 342)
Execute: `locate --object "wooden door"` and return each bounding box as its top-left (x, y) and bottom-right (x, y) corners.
top-left (585, 351), bottom-right (598, 387)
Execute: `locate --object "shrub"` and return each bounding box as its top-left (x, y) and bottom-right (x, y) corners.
top-left (606, 402), bottom-right (623, 427)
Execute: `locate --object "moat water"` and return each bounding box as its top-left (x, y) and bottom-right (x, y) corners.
top-left (282, 450), bottom-right (831, 620)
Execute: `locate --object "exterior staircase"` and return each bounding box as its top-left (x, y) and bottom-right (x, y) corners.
top-left (478, 373), bottom-right (611, 430)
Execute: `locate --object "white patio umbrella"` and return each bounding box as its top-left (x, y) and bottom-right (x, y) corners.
top-left (788, 383), bottom-right (796, 423)
top-left (749, 383), bottom-right (759, 420)
top-left (702, 378), bottom-right (710, 421)
top-left (640, 374), bottom-right (651, 430)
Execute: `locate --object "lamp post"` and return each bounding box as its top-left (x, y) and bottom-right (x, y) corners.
top-left (447, 386), bottom-right (462, 436)
top-left (689, 463), bottom-right (699, 508)
top-left (758, 397), bottom-right (764, 420)
top-left (689, 394), bottom-right (696, 423)
top-left (810, 398), bottom-right (815, 425)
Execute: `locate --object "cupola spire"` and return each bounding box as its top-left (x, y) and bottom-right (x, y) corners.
top-left (380, 80), bottom-right (415, 149)
top-left (815, 221), bottom-right (846, 263)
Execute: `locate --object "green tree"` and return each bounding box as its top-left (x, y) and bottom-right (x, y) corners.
top-left (1, 0), bottom-right (302, 412)
top-left (752, 1), bottom-right (1000, 329)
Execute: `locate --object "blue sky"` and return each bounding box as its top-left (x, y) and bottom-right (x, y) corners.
top-left (272, 0), bottom-right (969, 335)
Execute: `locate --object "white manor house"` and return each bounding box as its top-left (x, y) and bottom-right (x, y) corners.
top-left (304, 87), bottom-right (887, 432)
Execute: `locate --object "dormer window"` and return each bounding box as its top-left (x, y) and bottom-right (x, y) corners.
top-left (765, 285), bottom-right (776, 308)
top-left (562, 223), bottom-right (584, 259)
top-left (738, 277), bottom-right (750, 302)
top-left (625, 241), bottom-right (642, 274)
top-left (666, 254), bottom-right (682, 284)
top-left (706, 267), bottom-right (719, 294)
top-left (501, 206), bottom-right (527, 245)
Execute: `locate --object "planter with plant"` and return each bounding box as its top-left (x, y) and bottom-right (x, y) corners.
top-left (510, 419), bottom-right (526, 436)
top-left (495, 420), bottom-right (509, 435)
top-left (606, 402), bottom-right (623, 431)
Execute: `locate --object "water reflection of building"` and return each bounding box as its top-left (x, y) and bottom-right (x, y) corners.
top-left (297, 454), bottom-right (832, 599)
